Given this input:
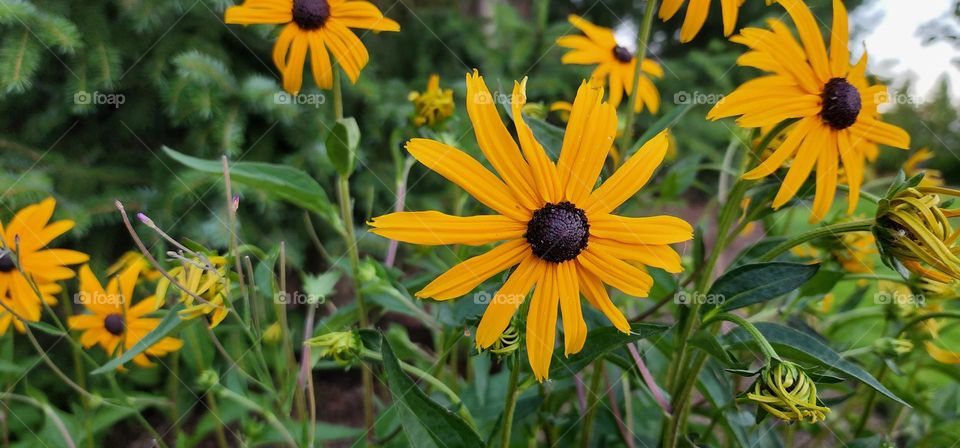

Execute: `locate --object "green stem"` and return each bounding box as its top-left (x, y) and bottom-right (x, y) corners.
top-left (500, 357), bottom-right (520, 448)
top-left (580, 361), bottom-right (605, 448)
top-left (852, 364), bottom-right (886, 437)
top-left (703, 312), bottom-right (780, 362)
top-left (619, 0), bottom-right (659, 151)
top-left (758, 219), bottom-right (875, 262)
top-left (218, 386), bottom-right (298, 447)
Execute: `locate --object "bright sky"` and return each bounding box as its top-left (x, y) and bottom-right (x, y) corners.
top-left (853, 0), bottom-right (958, 99)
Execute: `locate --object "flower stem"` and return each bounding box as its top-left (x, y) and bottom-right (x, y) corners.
top-left (501, 356), bottom-right (521, 448)
top-left (580, 361), bottom-right (605, 448)
top-left (703, 312), bottom-right (781, 362)
top-left (619, 0), bottom-right (659, 151)
top-left (759, 219), bottom-right (875, 262)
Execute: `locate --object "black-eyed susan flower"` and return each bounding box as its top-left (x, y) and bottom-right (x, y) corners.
top-left (156, 256), bottom-right (230, 328)
top-left (225, 0), bottom-right (400, 94)
top-left (409, 74), bottom-right (454, 128)
top-left (68, 262), bottom-right (182, 368)
top-left (369, 71), bottom-right (692, 380)
top-left (660, 0), bottom-right (774, 43)
top-left (0, 197), bottom-right (87, 335)
top-left (746, 360), bottom-right (830, 423)
top-left (708, 0), bottom-right (910, 223)
top-left (557, 15), bottom-right (663, 113)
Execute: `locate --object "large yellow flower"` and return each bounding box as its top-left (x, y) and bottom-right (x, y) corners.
top-left (0, 198), bottom-right (87, 335)
top-left (557, 15), bottom-right (663, 113)
top-left (68, 262), bottom-right (182, 368)
top-left (708, 0), bottom-right (910, 222)
top-left (369, 71), bottom-right (692, 380)
top-left (225, 0), bottom-right (400, 94)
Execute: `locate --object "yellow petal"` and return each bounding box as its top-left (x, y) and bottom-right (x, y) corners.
top-left (810, 132), bottom-right (839, 223)
top-left (323, 22), bottom-right (369, 83)
top-left (778, 0), bottom-right (830, 83)
top-left (475, 255), bottom-right (543, 349)
top-left (576, 266), bottom-right (630, 333)
top-left (589, 238), bottom-right (683, 273)
top-left (511, 79), bottom-right (562, 203)
top-left (405, 138), bottom-right (529, 221)
top-left (282, 32), bottom-right (308, 94)
top-left (308, 32), bottom-right (333, 89)
top-left (829, 0), bottom-right (849, 77)
top-left (679, 0), bottom-right (710, 43)
top-left (583, 130), bottom-right (669, 216)
top-left (577, 247), bottom-right (653, 297)
top-left (925, 341), bottom-right (960, 364)
top-left (558, 261), bottom-right (587, 356)
top-left (416, 240), bottom-right (529, 300)
top-left (589, 214), bottom-right (693, 245)
top-left (368, 211), bottom-right (526, 246)
top-left (773, 123), bottom-right (827, 209)
top-left (526, 264), bottom-right (559, 382)
top-left (743, 117), bottom-right (815, 179)
top-left (837, 130), bottom-right (863, 213)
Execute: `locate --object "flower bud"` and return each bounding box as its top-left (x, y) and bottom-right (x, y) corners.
top-left (306, 331), bottom-right (361, 365)
top-left (746, 360), bottom-right (830, 423)
top-left (488, 323), bottom-right (521, 357)
top-left (872, 337), bottom-right (913, 358)
top-left (874, 184), bottom-right (960, 282)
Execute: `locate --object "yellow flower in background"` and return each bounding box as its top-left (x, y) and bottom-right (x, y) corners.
top-left (904, 148), bottom-right (944, 187)
top-left (369, 71), bottom-right (692, 380)
top-left (708, 0), bottom-right (910, 223)
top-left (557, 15), bottom-right (663, 113)
top-left (660, 0), bottom-right (773, 43)
top-left (0, 198), bottom-right (87, 335)
top-left (107, 251), bottom-right (161, 282)
top-left (68, 263), bottom-right (182, 368)
top-left (156, 256), bottom-right (230, 328)
top-left (550, 101), bottom-right (572, 122)
top-left (225, 0), bottom-right (400, 94)
top-left (408, 74), bottom-right (454, 127)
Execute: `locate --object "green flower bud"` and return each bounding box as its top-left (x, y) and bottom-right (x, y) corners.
top-left (746, 360), bottom-right (830, 423)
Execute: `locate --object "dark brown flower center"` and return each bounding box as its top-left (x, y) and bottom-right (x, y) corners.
top-left (525, 202), bottom-right (589, 263)
top-left (0, 252), bottom-right (14, 272)
top-left (104, 313), bottom-right (125, 336)
top-left (612, 45), bottom-right (633, 63)
top-left (292, 0), bottom-right (330, 30)
top-left (820, 78), bottom-right (861, 130)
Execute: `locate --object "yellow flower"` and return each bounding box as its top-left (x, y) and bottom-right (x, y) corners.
top-left (557, 15), bottom-right (663, 113)
top-left (0, 198), bottom-right (87, 335)
top-left (408, 74), bottom-right (454, 127)
top-left (225, 0), bottom-right (400, 94)
top-left (369, 71), bottom-right (692, 381)
top-left (68, 263), bottom-right (182, 368)
top-left (924, 341), bottom-right (960, 364)
top-left (903, 148), bottom-right (944, 187)
top-left (746, 360), bottom-right (830, 423)
top-left (107, 251), bottom-right (161, 282)
top-left (660, 0), bottom-right (774, 43)
top-left (708, 0), bottom-right (910, 223)
top-left (156, 256), bottom-right (230, 328)
top-left (263, 321), bottom-right (283, 344)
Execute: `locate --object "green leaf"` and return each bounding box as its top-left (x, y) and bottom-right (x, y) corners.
top-left (709, 262), bottom-right (820, 312)
top-left (91, 305), bottom-right (184, 374)
top-left (380, 336), bottom-right (482, 448)
top-left (523, 116), bottom-right (563, 159)
top-left (163, 146), bottom-right (342, 233)
top-left (326, 117), bottom-right (360, 176)
top-left (302, 270), bottom-right (341, 305)
top-left (0, 29), bottom-right (41, 94)
top-left (549, 323), bottom-right (669, 379)
top-left (726, 323), bottom-right (908, 406)
top-left (626, 102), bottom-right (694, 157)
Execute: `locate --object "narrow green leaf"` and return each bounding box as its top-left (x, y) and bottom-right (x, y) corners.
top-left (726, 322), bottom-right (908, 406)
top-left (549, 323), bottom-right (669, 379)
top-left (380, 336), bottom-right (482, 448)
top-left (710, 262), bottom-right (820, 312)
top-left (91, 305), bottom-right (184, 374)
top-left (325, 117), bottom-right (360, 176)
top-left (163, 146), bottom-right (342, 232)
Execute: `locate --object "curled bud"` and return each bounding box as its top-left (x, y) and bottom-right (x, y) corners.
top-left (305, 331), bottom-right (360, 365)
top-left (872, 337), bottom-right (914, 358)
top-left (746, 360), bottom-right (830, 423)
top-left (197, 369), bottom-right (220, 389)
top-left (488, 323), bottom-right (521, 357)
top-left (874, 184), bottom-right (960, 282)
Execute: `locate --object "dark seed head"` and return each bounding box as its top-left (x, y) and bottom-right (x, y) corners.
top-left (292, 0), bottom-right (330, 30)
top-left (525, 202), bottom-right (589, 263)
top-left (104, 314), bottom-right (125, 336)
top-left (0, 252), bottom-right (14, 272)
top-left (820, 77), bottom-right (861, 130)
top-left (612, 45), bottom-right (633, 63)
